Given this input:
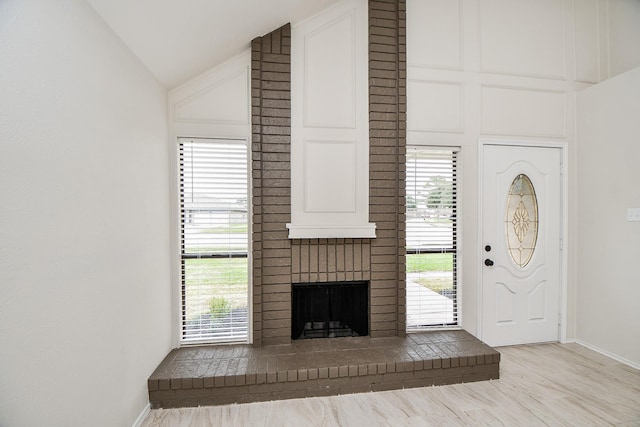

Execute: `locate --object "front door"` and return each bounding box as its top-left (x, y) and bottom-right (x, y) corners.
top-left (481, 144), bottom-right (562, 346)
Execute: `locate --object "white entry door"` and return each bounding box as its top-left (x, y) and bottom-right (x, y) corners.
top-left (481, 144), bottom-right (562, 346)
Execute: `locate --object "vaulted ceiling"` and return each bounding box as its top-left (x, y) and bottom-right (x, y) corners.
top-left (87, 0), bottom-right (342, 88)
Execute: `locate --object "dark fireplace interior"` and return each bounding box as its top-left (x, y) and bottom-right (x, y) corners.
top-left (291, 281), bottom-right (369, 340)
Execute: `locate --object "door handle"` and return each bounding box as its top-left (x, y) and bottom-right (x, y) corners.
top-left (484, 259), bottom-right (494, 267)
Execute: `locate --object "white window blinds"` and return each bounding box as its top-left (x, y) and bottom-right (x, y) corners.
top-left (179, 138), bottom-right (249, 343)
top-left (406, 147), bottom-right (459, 329)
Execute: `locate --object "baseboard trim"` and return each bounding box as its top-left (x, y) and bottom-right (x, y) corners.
top-left (575, 340), bottom-right (640, 370)
top-left (132, 402), bottom-right (151, 427)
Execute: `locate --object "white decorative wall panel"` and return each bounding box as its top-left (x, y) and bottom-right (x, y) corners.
top-left (407, 80), bottom-right (463, 133)
top-left (405, 0), bottom-right (606, 337)
top-left (479, 0), bottom-right (566, 79)
top-left (175, 70), bottom-right (249, 124)
top-left (407, 0), bottom-right (462, 70)
top-left (169, 50), bottom-right (251, 140)
top-left (607, 0), bottom-right (640, 77)
top-left (289, 0), bottom-right (374, 238)
top-left (304, 140), bottom-right (357, 213)
top-left (304, 13), bottom-right (356, 129)
top-left (574, 0), bottom-right (600, 83)
top-left (481, 86), bottom-right (566, 137)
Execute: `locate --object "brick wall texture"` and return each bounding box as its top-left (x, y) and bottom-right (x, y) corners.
top-left (369, 0), bottom-right (407, 337)
top-left (251, 24), bottom-right (293, 347)
top-left (251, 0), bottom-right (406, 346)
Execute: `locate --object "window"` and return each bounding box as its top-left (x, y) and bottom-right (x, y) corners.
top-left (406, 147), bottom-right (459, 329)
top-left (178, 138), bottom-right (249, 343)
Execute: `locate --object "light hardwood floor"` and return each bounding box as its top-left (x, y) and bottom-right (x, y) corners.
top-left (141, 343), bottom-right (640, 426)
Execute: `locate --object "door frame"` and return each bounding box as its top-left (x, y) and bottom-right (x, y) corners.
top-left (477, 139), bottom-right (569, 344)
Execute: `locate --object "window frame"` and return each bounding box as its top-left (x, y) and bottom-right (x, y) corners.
top-left (405, 145), bottom-right (461, 331)
top-left (174, 136), bottom-right (252, 346)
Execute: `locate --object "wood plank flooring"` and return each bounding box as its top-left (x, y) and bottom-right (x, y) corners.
top-left (141, 343), bottom-right (640, 426)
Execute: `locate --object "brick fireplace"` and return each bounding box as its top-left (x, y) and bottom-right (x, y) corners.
top-left (147, 1), bottom-right (501, 408)
top-left (251, 0), bottom-right (407, 346)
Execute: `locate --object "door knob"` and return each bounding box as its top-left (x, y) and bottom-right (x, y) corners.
top-left (484, 259), bottom-right (494, 266)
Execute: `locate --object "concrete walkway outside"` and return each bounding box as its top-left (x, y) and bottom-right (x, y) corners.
top-left (406, 274), bottom-right (454, 326)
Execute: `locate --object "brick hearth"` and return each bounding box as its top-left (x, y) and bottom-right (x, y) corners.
top-left (148, 330), bottom-right (500, 408)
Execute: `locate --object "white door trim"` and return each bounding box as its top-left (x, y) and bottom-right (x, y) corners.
top-left (477, 138), bottom-right (569, 344)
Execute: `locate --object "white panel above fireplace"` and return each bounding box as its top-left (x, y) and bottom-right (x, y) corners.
top-left (288, 0), bottom-right (375, 239)
top-left (304, 13), bottom-right (356, 129)
top-left (304, 140), bottom-right (356, 213)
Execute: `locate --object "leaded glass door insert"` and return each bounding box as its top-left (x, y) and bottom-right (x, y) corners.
top-left (506, 174), bottom-right (538, 268)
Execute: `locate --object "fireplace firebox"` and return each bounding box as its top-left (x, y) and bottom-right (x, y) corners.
top-left (291, 281), bottom-right (369, 340)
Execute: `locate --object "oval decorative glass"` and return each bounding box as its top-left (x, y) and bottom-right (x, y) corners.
top-left (505, 174), bottom-right (538, 268)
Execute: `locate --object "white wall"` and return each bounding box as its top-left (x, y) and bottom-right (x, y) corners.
top-left (608, 0), bottom-right (640, 78)
top-left (576, 67), bottom-right (640, 368)
top-left (0, 1), bottom-right (172, 426)
top-left (169, 51), bottom-right (250, 141)
top-left (406, 0), bottom-right (640, 340)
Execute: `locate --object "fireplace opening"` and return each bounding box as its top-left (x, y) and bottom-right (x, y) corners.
top-left (291, 281), bottom-right (369, 340)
